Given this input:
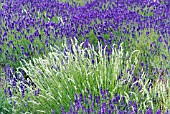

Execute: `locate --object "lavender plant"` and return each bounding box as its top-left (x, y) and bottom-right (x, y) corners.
top-left (4, 38), bottom-right (169, 113)
top-left (0, 0), bottom-right (169, 72)
top-left (60, 87), bottom-right (170, 114)
top-left (4, 38), bottom-right (141, 113)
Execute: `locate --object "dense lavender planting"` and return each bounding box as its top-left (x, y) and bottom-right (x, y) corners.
top-left (0, 0), bottom-right (169, 69)
top-left (0, 0), bottom-right (170, 113)
top-left (60, 87), bottom-right (170, 114)
top-left (3, 38), bottom-right (169, 113)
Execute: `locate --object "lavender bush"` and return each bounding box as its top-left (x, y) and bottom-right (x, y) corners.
top-left (4, 38), bottom-right (140, 113)
top-left (3, 38), bottom-right (170, 113)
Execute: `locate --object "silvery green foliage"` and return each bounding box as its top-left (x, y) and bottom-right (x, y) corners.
top-left (4, 38), bottom-right (169, 113)
top-left (5, 38), bottom-right (141, 113)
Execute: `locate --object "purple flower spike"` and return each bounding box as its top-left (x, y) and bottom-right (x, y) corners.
top-left (112, 97), bottom-right (118, 104)
top-left (3, 31), bottom-right (7, 37)
top-left (74, 93), bottom-right (78, 100)
top-left (128, 100), bottom-right (133, 107)
top-left (83, 38), bottom-right (89, 48)
top-left (20, 46), bottom-right (24, 51)
top-left (51, 109), bottom-right (55, 114)
top-left (4, 88), bottom-right (7, 96)
top-left (98, 35), bottom-right (103, 42)
top-left (156, 110), bottom-right (161, 114)
top-left (84, 94), bottom-right (87, 104)
top-left (79, 93), bottom-right (83, 102)
top-left (0, 47), bottom-right (2, 53)
top-left (121, 95), bottom-right (125, 104)
top-left (8, 87), bottom-right (12, 97)
top-left (69, 102), bottom-right (73, 113)
top-left (140, 61), bottom-right (144, 67)
top-left (25, 52), bottom-right (29, 57)
top-left (118, 110), bottom-right (123, 114)
top-left (12, 80), bottom-right (16, 87)
top-left (28, 44), bottom-right (32, 50)
top-left (162, 54), bottom-right (167, 59)
top-left (92, 59), bottom-right (95, 64)
top-left (164, 40), bottom-right (168, 46)
top-left (109, 104), bottom-right (114, 110)
top-left (45, 40), bottom-right (49, 47)
top-left (145, 107), bottom-right (153, 114)
top-left (158, 37), bottom-right (163, 42)
top-left (165, 109), bottom-right (169, 114)
top-left (88, 93), bottom-right (92, 101)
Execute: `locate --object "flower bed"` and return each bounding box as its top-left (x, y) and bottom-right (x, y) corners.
top-left (0, 0), bottom-right (170, 113)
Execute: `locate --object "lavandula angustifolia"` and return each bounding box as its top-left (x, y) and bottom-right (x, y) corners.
top-left (60, 87), bottom-right (168, 113)
top-left (0, 1), bottom-right (169, 112)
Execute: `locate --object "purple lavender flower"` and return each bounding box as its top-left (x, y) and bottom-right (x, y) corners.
top-left (0, 47), bottom-right (2, 53)
top-left (8, 87), bottom-right (12, 97)
top-left (51, 109), bottom-right (55, 114)
top-left (158, 37), bottom-right (163, 42)
top-left (164, 40), bottom-right (168, 46)
top-left (83, 38), bottom-right (89, 48)
top-left (146, 107), bottom-right (153, 114)
top-left (12, 80), bottom-right (16, 87)
top-left (156, 110), bottom-right (161, 114)
top-left (4, 88), bottom-right (7, 96)
top-left (25, 52), bottom-right (30, 57)
top-left (20, 83), bottom-right (25, 98)
top-left (162, 54), bottom-right (167, 59)
top-left (165, 109), bottom-right (169, 114)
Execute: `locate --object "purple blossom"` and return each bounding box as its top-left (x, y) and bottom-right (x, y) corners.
top-left (8, 87), bottom-right (12, 97)
top-left (4, 88), bottom-right (7, 96)
top-left (164, 40), bottom-right (168, 46)
top-left (51, 109), bottom-right (55, 114)
top-left (83, 38), bottom-right (89, 48)
top-left (165, 109), bottom-right (169, 114)
top-left (156, 110), bottom-right (161, 114)
top-left (162, 54), bottom-right (167, 59)
top-left (0, 48), bottom-right (2, 53)
top-left (146, 108), bottom-right (153, 114)
top-left (158, 37), bottom-right (163, 42)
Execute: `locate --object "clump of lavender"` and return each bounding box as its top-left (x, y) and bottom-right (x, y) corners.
top-left (4, 38), bottom-right (169, 113)
top-left (4, 38), bottom-right (141, 113)
top-left (58, 87), bottom-right (169, 114)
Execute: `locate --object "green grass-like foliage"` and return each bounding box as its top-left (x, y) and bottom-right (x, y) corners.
top-left (4, 38), bottom-right (169, 113)
top-left (4, 38), bottom-right (136, 113)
